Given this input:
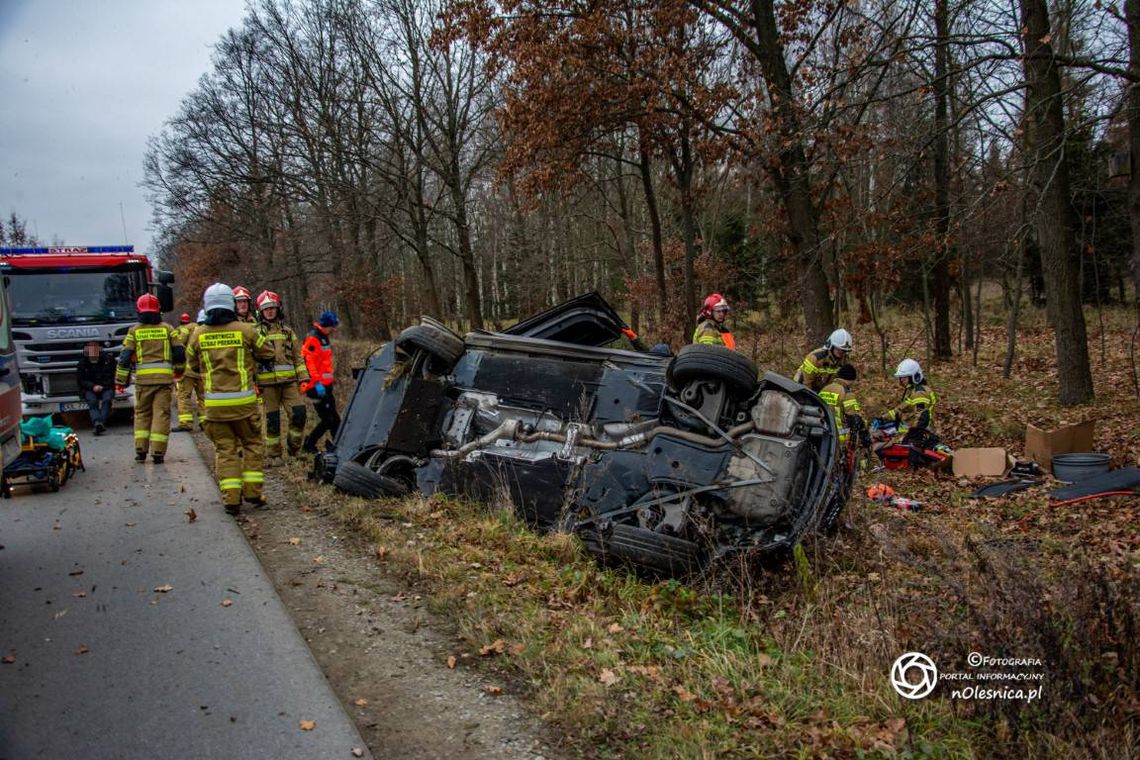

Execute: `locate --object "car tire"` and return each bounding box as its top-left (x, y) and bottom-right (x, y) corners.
top-left (668, 345), bottom-right (758, 398)
top-left (586, 523), bottom-right (706, 576)
top-left (396, 323), bottom-right (465, 369)
top-left (333, 461), bottom-right (409, 499)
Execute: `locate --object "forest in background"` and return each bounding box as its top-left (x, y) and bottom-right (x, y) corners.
top-left (143, 0), bottom-right (1140, 406)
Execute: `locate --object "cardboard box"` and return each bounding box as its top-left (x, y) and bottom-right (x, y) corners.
top-left (1024, 420), bottom-right (1095, 473)
top-left (952, 448), bottom-right (1015, 478)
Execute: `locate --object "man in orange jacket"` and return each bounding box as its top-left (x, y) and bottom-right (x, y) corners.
top-left (301, 310), bottom-right (341, 453)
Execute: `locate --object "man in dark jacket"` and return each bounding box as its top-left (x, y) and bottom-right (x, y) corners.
top-left (77, 340), bottom-right (117, 434)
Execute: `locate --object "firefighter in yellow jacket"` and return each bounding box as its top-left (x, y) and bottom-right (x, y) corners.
top-left (255, 290), bottom-right (309, 460)
top-left (692, 293), bottom-right (736, 349)
top-left (793, 328), bottom-right (853, 391)
top-left (174, 310), bottom-right (208, 431)
top-left (115, 294), bottom-right (185, 463)
top-left (186, 283), bottom-right (276, 515)
top-left (819, 364), bottom-right (868, 447)
top-left (884, 359), bottom-right (937, 435)
top-left (171, 313), bottom-right (197, 431)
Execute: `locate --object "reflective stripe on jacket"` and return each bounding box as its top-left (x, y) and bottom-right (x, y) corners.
top-left (887, 383), bottom-right (937, 431)
top-left (185, 321), bottom-right (275, 421)
top-left (819, 380), bottom-right (863, 441)
top-left (256, 320), bottom-right (310, 385)
top-left (116, 322), bottom-right (185, 386)
top-left (692, 319), bottom-right (736, 350)
top-left (300, 324), bottom-right (334, 392)
top-left (793, 347), bottom-right (839, 391)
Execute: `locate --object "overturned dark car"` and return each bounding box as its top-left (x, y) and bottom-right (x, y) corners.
top-left (315, 293), bottom-right (847, 575)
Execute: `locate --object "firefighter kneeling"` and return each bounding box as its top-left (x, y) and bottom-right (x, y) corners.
top-left (186, 283), bottom-right (276, 515)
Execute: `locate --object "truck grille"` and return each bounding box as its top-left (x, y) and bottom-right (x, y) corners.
top-left (44, 374), bottom-right (80, 397)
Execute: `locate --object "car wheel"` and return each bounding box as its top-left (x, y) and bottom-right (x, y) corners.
top-left (333, 461), bottom-right (409, 499)
top-left (396, 323), bottom-right (465, 370)
top-left (668, 345), bottom-right (758, 398)
top-left (584, 523), bottom-right (706, 576)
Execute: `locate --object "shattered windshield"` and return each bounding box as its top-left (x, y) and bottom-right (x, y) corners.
top-left (6, 268), bottom-right (148, 324)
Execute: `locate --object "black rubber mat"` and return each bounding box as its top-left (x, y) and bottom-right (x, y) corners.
top-left (970, 479), bottom-right (1043, 499)
top-left (1049, 467), bottom-right (1140, 501)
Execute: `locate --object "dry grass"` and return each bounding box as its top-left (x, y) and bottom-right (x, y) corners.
top-left (285, 300), bottom-right (1139, 759)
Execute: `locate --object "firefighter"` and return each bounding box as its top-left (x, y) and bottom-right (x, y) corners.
top-left (186, 284), bottom-right (275, 515)
top-left (301, 310), bottom-right (340, 453)
top-left (884, 358), bottom-right (937, 436)
top-left (233, 285), bottom-right (256, 324)
top-left (819, 364), bottom-right (868, 447)
top-left (172, 313), bottom-right (197, 432)
top-left (793, 328), bottom-right (853, 392)
top-left (692, 293), bottom-right (736, 349)
top-left (255, 291), bottom-right (309, 461)
top-left (115, 294), bottom-right (185, 463)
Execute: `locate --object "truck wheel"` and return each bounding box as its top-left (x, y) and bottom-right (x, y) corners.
top-left (333, 461), bottom-right (409, 499)
top-left (396, 323), bottom-right (465, 370)
top-left (668, 345), bottom-right (758, 399)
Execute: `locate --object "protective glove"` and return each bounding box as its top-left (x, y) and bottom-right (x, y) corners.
top-left (115, 385), bottom-right (126, 395)
top-left (314, 383), bottom-right (327, 398)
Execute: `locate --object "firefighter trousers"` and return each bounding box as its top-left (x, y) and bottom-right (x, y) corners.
top-left (204, 414), bottom-right (264, 508)
top-left (176, 375), bottom-right (205, 428)
top-left (261, 383), bottom-right (306, 457)
top-left (133, 384), bottom-right (172, 456)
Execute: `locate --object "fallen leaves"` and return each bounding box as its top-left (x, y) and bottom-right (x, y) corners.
top-left (75, 644), bottom-right (89, 655)
top-left (1, 655), bottom-right (15, 664)
top-left (479, 639), bottom-right (506, 656)
top-left (484, 685), bottom-right (502, 696)
top-left (288, 537), bottom-right (302, 546)
top-left (447, 655), bottom-right (457, 669)
top-left (153, 584), bottom-right (173, 593)
top-left (599, 668), bottom-right (619, 686)
top-left (299, 719), bottom-right (316, 731)
top-left (221, 599), bottom-right (233, 608)
top-left (72, 591), bottom-right (87, 598)
top-left (374, 544), bottom-right (387, 561)
top-left (673, 685), bottom-right (698, 702)
top-left (352, 698), bottom-right (368, 707)
top-left (351, 749), bottom-right (364, 758)
top-left (607, 622), bottom-right (624, 634)
top-left (185, 508), bottom-right (197, 523)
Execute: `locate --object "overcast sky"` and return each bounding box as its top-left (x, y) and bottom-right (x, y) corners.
top-left (0, 1), bottom-right (249, 252)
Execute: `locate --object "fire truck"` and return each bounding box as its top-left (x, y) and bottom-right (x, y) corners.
top-left (0, 246), bottom-right (174, 416)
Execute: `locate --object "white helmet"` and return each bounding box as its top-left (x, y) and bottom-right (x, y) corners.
top-left (195, 309), bottom-right (207, 324)
top-left (203, 282), bottom-right (235, 313)
top-left (895, 358), bottom-right (923, 384)
top-left (825, 328), bottom-right (853, 353)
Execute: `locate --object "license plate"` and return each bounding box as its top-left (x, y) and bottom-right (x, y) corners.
top-left (61, 402), bottom-right (89, 412)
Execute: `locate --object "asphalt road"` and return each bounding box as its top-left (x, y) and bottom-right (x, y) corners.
top-left (0, 420), bottom-right (372, 760)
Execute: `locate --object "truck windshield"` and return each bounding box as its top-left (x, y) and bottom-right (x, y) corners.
top-left (7, 269), bottom-right (149, 324)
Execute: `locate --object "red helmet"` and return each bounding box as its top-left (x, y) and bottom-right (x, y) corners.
top-left (136, 294), bottom-right (160, 314)
top-left (232, 285), bottom-right (252, 301)
top-left (699, 293), bottom-right (730, 320)
top-left (179, 312), bottom-right (191, 324)
top-left (256, 290), bottom-right (281, 310)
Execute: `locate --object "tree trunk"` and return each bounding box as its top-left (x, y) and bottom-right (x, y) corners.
top-left (637, 127), bottom-right (667, 329)
top-left (1019, 0), bottom-right (1094, 404)
top-left (1127, 0), bottom-right (1140, 301)
top-left (931, 0), bottom-right (953, 358)
top-left (674, 128), bottom-right (700, 332)
top-left (749, 0), bottom-right (833, 346)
